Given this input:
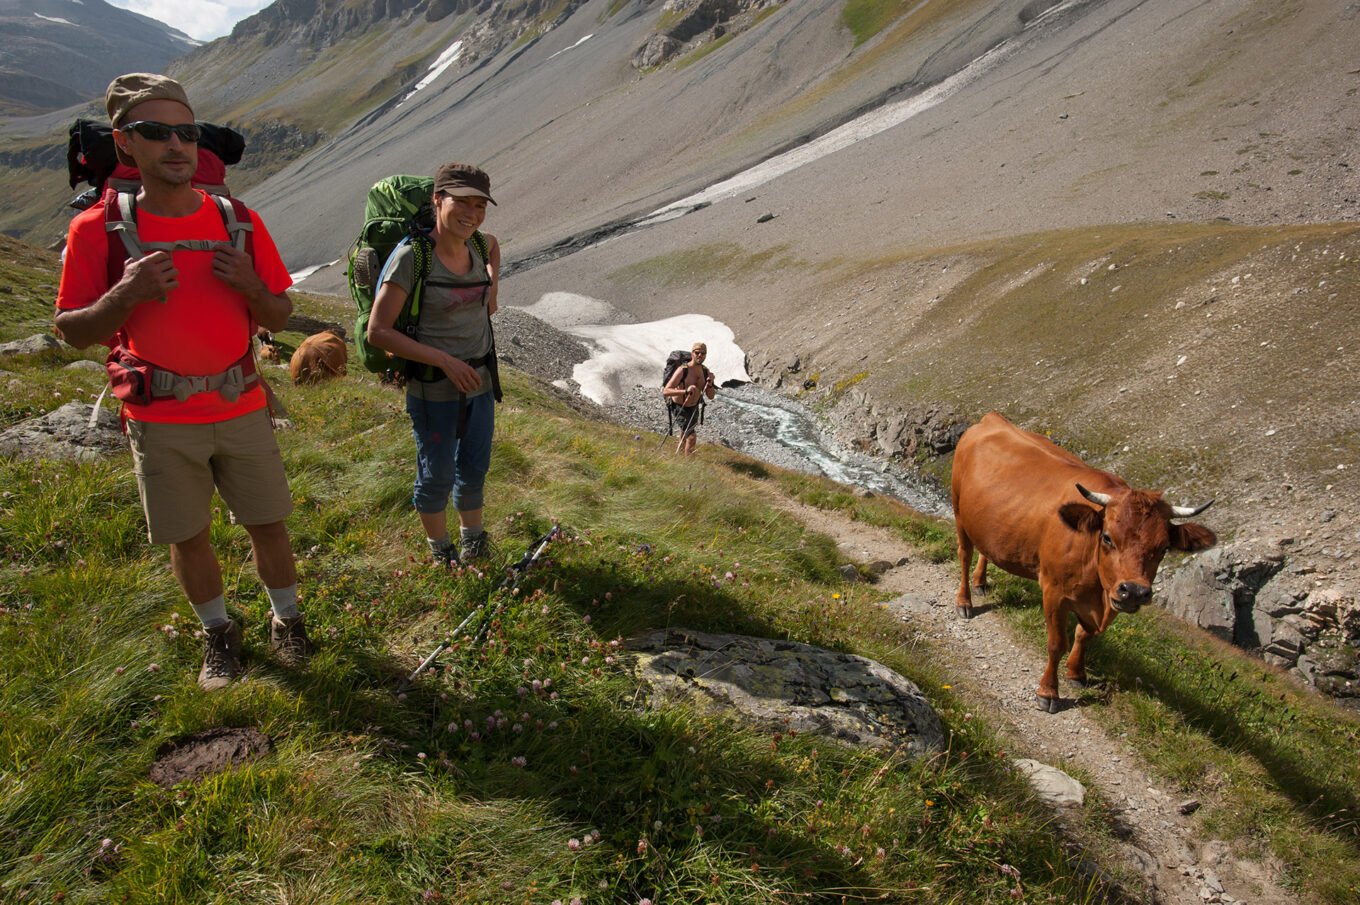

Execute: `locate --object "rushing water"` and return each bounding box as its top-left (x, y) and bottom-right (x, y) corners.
top-left (706, 386), bottom-right (948, 516)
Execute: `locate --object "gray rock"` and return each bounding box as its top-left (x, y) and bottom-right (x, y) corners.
top-left (865, 559), bottom-right (894, 577)
top-left (63, 359), bottom-right (105, 372)
top-left (1162, 542), bottom-right (1285, 644)
top-left (0, 333), bottom-right (60, 357)
top-left (626, 628), bottom-right (945, 757)
top-left (837, 563), bottom-right (861, 582)
top-left (1012, 758), bottom-right (1085, 808)
top-left (1179, 798), bottom-right (1202, 815)
top-left (0, 401), bottom-right (123, 462)
top-left (633, 34), bottom-right (681, 68)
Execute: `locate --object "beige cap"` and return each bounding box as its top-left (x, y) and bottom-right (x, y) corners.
top-left (105, 72), bottom-right (193, 128)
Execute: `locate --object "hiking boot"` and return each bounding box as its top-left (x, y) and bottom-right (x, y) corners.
top-left (459, 530), bottom-right (493, 563)
top-left (432, 544), bottom-right (460, 570)
top-left (270, 614), bottom-right (313, 668)
top-left (199, 619), bottom-right (243, 691)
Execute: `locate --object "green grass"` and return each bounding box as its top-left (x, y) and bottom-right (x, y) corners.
top-left (0, 243), bottom-right (1106, 903)
top-left (841, 0), bottom-right (920, 47)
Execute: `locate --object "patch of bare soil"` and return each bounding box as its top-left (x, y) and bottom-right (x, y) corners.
top-left (773, 497), bottom-right (1298, 905)
top-left (148, 727), bottom-right (272, 788)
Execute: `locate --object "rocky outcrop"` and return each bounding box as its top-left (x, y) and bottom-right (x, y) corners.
top-left (233, 120), bottom-right (326, 172)
top-left (1162, 540), bottom-right (1360, 703)
top-left (233, 0), bottom-right (580, 50)
top-left (627, 627), bottom-right (946, 757)
top-left (633, 0), bottom-right (784, 69)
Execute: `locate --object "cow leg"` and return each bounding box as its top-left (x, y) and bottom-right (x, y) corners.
top-left (971, 555), bottom-right (990, 595)
top-left (1065, 621), bottom-right (1089, 686)
top-left (954, 529), bottom-right (976, 619)
top-left (1037, 592), bottom-right (1066, 712)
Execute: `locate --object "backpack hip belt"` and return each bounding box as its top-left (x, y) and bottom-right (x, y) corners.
top-left (150, 356), bottom-right (257, 403)
top-left (108, 346), bottom-right (258, 406)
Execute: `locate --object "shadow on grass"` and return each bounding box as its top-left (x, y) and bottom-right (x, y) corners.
top-left (1093, 637), bottom-right (1360, 848)
top-left (982, 569), bottom-right (1360, 847)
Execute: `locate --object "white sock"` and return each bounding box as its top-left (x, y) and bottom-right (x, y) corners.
top-left (266, 584), bottom-right (300, 620)
top-left (191, 594), bottom-right (229, 630)
top-left (460, 526), bottom-right (484, 541)
top-left (427, 534), bottom-right (453, 555)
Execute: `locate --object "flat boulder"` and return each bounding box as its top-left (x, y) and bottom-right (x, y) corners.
top-left (626, 628), bottom-right (945, 757)
top-left (0, 401), bottom-right (122, 461)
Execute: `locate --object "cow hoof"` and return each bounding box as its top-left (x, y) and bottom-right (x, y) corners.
top-left (1068, 677), bottom-right (1088, 689)
top-left (1035, 695), bottom-right (1060, 713)
top-left (972, 584), bottom-right (988, 597)
top-left (955, 605), bottom-right (974, 620)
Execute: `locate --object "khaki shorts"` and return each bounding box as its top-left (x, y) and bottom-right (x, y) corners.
top-left (128, 408), bottom-right (293, 544)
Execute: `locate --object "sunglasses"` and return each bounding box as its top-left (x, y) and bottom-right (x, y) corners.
top-left (119, 121), bottom-right (202, 143)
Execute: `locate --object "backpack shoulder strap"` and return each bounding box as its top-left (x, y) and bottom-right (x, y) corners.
top-left (104, 191), bottom-right (143, 280)
top-left (470, 230), bottom-right (489, 265)
top-left (409, 235), bottom-right (433, 321)
top-left (213, 194), bottom-right (254, 257)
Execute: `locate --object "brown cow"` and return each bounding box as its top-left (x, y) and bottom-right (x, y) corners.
top-left (951, 412), bottom-right (1216, 712)
top-left (289, 331), bottom-right (347, 385)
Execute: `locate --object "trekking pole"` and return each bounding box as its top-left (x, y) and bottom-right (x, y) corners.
top-left (396, 524), bottom-right (561, 694)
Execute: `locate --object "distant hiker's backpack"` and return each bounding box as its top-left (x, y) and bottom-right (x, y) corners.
top-left (661, 349), bottom-right (709, 435)
top-left (65, 118), bottom-right (245, 210)
top-left (347, 174), bottom-right (489, 376)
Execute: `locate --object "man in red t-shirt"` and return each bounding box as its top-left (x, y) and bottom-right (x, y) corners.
top-left (55, 73), bottom-right (310, 690)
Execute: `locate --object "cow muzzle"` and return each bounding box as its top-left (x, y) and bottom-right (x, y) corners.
top-left (1111, 581), bottom-right (1152, 613)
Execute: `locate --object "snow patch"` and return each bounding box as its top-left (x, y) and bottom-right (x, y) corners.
top-left (290, 259), bottom-right (340, 284)
top-left (399, 40), bottom-right (464, 106)
top-left (35, 13), bottom-right (76, 24)
top-left (527, 292), bottom-right (748, 406)
top-left (549, 33), bottom-right (593, 60)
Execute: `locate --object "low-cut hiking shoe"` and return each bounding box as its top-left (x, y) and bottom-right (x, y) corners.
top-left (432, 544), bottom-right (460, 570)
top-left (459, 530), bottom-right (493, 563)
top-left (199, 619), bottom-right (243, 691)
top-left (270, 614), bottom-right (313, 667)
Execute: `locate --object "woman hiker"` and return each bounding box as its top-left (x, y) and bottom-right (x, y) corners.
top-left (366, 162), bottom-right (502, 566)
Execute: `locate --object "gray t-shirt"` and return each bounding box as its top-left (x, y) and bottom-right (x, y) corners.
top-left (383, 238), bottom-right (493, 401)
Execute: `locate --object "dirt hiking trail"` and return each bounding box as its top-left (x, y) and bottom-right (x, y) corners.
top-left (772, 496), bottom-right (1298, 905)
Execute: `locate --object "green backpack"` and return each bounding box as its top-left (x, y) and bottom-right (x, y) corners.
top-left (348, 174), bottom-right (488, 375)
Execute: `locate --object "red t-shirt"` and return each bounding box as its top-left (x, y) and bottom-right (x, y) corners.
top-left (56, 190), bottom-right (292, 424)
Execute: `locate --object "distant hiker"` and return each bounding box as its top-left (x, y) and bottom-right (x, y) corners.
top-left (54, 73), bottom-right (311, 691)
top-left (663, 342), bottom-right (715, 455)
top-left (365, 162), bottom-right (502, 566)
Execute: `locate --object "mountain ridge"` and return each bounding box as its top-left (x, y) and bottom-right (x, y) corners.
top-left (0, 0), bottom-right (197, 115)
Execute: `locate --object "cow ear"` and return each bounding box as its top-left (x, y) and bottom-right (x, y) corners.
top-left (1171, 522), bottom-right (1217, 553)
top-left (1059, 502), bottom-right (1102, 533)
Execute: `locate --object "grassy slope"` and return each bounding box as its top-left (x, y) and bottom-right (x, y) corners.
top-left (4, 237), bottom-right (1359, 902)
top-left (1, 247), bottom-right (1098, 903)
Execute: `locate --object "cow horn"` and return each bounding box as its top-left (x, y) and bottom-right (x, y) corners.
top-left (1170, 499), bottom-right (1214, 518)
top-left (1076, 483), bottom-right (1112, 506)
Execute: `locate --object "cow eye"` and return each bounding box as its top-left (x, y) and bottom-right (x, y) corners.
top-left (1100, 532), bottom-right (1114, 548)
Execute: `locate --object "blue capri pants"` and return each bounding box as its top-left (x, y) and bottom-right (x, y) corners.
top-left (406, 392), bottom-right (495, 514)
